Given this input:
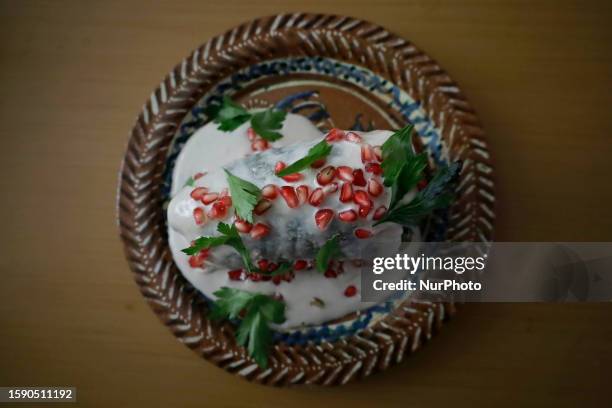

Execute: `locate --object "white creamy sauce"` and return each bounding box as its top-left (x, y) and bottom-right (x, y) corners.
top-left (167, 114), bottom-right (419, 329)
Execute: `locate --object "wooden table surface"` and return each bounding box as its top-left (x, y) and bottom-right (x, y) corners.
top-left (1, 1), bottom-right (611, 407)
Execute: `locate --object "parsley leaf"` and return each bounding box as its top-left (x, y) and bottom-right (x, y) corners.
top-left (381, 124), bottom-right (416, 187)
top-left (388, 152), bottom-right (428, 209)
top-left (276, 140), bottom-right (333, 177)
top-left (251, 109), bottom-right (287, 141)
top-left (224, 170), bottom-right (261, 223)
top-left (211, 287), bottom-right (285, 368)
top-left (374, 162), bottom-right (461, 226)
top-left (315, 234), bottom-right (343, 272)
top-left (184, 176), bottom-right (196, 187)
top-left (213, 96), bottom-right (252, 131)
top-left (181, 234), bottom-right (231, 255)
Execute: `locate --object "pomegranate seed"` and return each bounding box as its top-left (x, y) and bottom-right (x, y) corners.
top-left (250, 223), bottom-right (271, 239)
top-left (339, 182), bottom-right (354, 203)
top-left (338, 209), bottom-right (358, 222)
top-left (220, 195), bottom-right (232, 207)
top-left (251, 139), bottom-right (269, 151)
top-left (219, 188), bottom-right (229, 197)
top-left (274, 161), bottom-right (286, 173)
top-left (261, 184), bottom-right (278, 199)
top-left (344, 285), bottom-right (357, 297)
top-left (314, 209), bottom-right (334, 230)
top-left (345, 131), bottom-right (363, 143)
top-left (352, 169), bottom-right (367, 187)
top-left (310, 158), bottom-right (326, 168)
top-left (280, 186), bottom-right (299, 208)
top-left (354, 228), bottom-right (372, 239)
top-left (308, 188), bottom-right (325, 206)
top-left (368, 179), bottom-right (383, 196)
top-left (417, 179), bottom-right (428, 191)
top-left (208, 201), bottom-right (227, 219)
top-left (316, 166), bottom-right (336, 185)
top-left (358, 204), bottom-right (372, 218)
top-left (324, 268), bottom-right (338, 278)
top-left (247, 127), bottom-right (257, 141)
top-left (254, 199), bottom-right (272, 215)
top-left (296, 185), bottom-right (310, 205)
top-left (323, 182), bottom-right (339, 194)
top-left (234, 218), bottom-right (253, 233)
top-left (272, 275), bottom-right (282, 285)
top-left (193, 172), bottom-right (205, 180)
top-left (257, 259), bottom-right (269, 272)
top-left (188, 254), bottom-right (205, 268)
top-left (228, 269), bottom-right (244, 280)
top-left (190, 187), bottom-right (208, 200)
top-left (282, 272), bottom-right (294, 282)
top-left (193, 207), bottom-right (206, 225)
top-left (281, 172), bottom-right (303, 182)
top-left (294, 260), bottom-right (308, 270)
top-left (268, 262), bottom-right (278, 272)
top-left (373, 206), bottom-right (387, 220)
top-left (373, 145), bottom-right (383, 161)
top-left (365, 162), bottom-right (383, 175)
top-left (325, 128), bottom-right (345, 142)
top-left (249, 273), bottom-right (263, 282)
top-left (201, 193), bottom-right (219, 205)
top-left (353, 190), bottom-right (370, 207)
top-left (337, 166), bottom-right (354, 182)
top-left (361, 144), bottom-right (375, 163)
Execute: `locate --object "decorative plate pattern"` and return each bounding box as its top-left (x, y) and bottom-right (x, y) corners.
top-left (117, 13), bottom-right (495, 386)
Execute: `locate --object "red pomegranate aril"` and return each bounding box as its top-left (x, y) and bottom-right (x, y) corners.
top-left (280, 186), bottom-right (299, 208)
top-left (251, 139), bottom-right (269, 151)
top-left (345, 131), bottom-right (363, 143)
top-left (228, 269), bottom-right (244, 281)
top-left (308, 188), bottom-right (325, 206)
top-left (188, 254), bottom-right (205, 268)
top-left (294, 259), bottom-right (308, 270)
top-left (296, 185), bottom-right (310, 205)
top-left (201, 193), bottom-right (219, 205)
top-left (325, 128), bottom-right (345, 142)
top-left (282, 272), bottom-right (294, 282)
top-left (324, 268), bottom-right (338, 278)
top-left (338, 209), bottom-right (358, 222)
top-left (358, 204), bottom-right (372, 218)
top-left (339, 182), bottom-right (354, 203)
top-left (373, 145), bottom-right (383, 161)
top-left (344, 285), bottom-right (358, 297)
top-left (250, 223), bottom-right (271, 239)
top-left (261, 184), bottom-right (278, 200)
top-left (314, 209), bottom-right (334, 230)
top-left (310, 158), bottom-right (326, 168)
top-left (337, 166), bottom-right (354, 182)
top-left (247, 127), bottom-right (257, 141)
top-left (365, 162), bottom-right (383, 175)
top-left (254, 199), bottom-right (272, 215)
top-left (281, 172), bottom-right (304, 182)
top-left (272, 275), bottom-right (282, 285)
top-left (354, 228), bottom-right (373, 239)
top-left (417, 179), bottom-right (428, 191)
top-left (257, 259), bottom-right (269, 272)
top-left (193, 172), bottom-right (205, 180)
top-left (190, 187), bottom-right (208, 200)
top-left (352, 169), bottom-right (367, 186)
top-left (373, 205), bottom-right (387, 220)
top-left (361, 144), bottom-right (375, 163)
top-left (220, 195), bottom-right (232, 207)
top-left (323, 182), bottom-right (338, 194)
top-left (234, 218), bottom-right (253, 233)
top-left (193, 207), bottom-right (206, 225)
top-left (368, 178), bottom-right (383, 196)
top-left (274, 161), bottom-right (286, 173)
top-left (353, 190), bottom-right (370, 207)
top-left (208, 201), bottom-right (227, 219)
top-left (249, 273), bottom-right (263, 282)
top-left (268, 262), bottom-right (278, 272)
top-left (316, 166), bottom-right (336, 185)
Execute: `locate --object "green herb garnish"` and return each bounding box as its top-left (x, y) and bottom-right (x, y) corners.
top-left (276, 140), bottom-right (333, 177)
top-left (208, 97), bottom-right (286, 141)
top-left (210, 287), bottom-right (285, 368)
top-left (251, 109), bottom-right (286, 141)
top-left (315, 234), bottom-right (343, 272)
top-left (381, 124), bottom-right (416, 187)
top-left (224, 170), bottom-right (261, 223)
top-left (184, 176), bottom-right (196, 187)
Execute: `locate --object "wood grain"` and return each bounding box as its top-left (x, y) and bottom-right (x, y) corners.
top-left (0, 0), bottom-right (610, 406)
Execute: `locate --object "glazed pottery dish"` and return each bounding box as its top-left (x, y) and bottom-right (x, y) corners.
top-left (118, 13), bottom-right (494, 386)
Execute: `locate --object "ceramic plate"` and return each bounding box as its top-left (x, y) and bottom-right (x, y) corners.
top-left (118, 13), bottom-right (495, 386)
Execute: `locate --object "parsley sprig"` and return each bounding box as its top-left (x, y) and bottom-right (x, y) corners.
top-left (224, 170), bottom-right (261, 223)
top-left (207, 96), bottom-right (287, 141)
top-left (315, 234), bottom-right (343, 272)
top-left (210, 287), bottom-right (285, 368)
top-left (275, 140), bottom-right (333, 177)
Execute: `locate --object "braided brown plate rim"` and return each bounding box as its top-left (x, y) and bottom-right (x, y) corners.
top-left (117, 13), bottom-right (495, 386)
